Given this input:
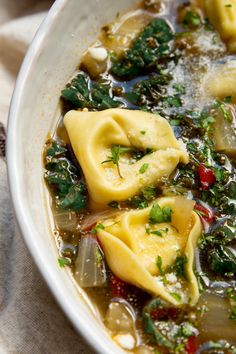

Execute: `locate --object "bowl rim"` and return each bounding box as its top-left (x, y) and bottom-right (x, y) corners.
top-left (6, 1), bottom-right (119, 353)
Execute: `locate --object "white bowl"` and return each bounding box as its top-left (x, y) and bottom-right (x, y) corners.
top-left (7, 0), bottom-right (139, 353)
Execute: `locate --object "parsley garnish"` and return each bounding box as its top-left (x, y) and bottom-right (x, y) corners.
top-left (94, 248), bottom-right (103, 266)
top-left (58, 257), bottom-right (71, 267)
top-left (170, 292), bottom-right (181, 302)
top-left (173, 83), bottom-right (185, 95)
top-left (102, 145), bottom-right (132, 178)
top-left (139, 163), bottom-right (149, 174)
top-left (157, 255), bottom-right (164, 275)
top-left (182, 11), bottom-right (202, 29)
top-left (164, 96), bottom-right (182, 108)
top-left (146, 227), bottom-right (168, 237)
top-left (149, 203), bottom-right (172, 224)
top-left (214, 100), bottom-right (232, 122)
top-left (171, 254), bottom-right (188, 278)
top-left (91, 223), bottom-right (105, 234)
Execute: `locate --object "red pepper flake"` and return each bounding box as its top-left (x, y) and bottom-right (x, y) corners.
top-left (194, 203), bottom-right (214, 224)
top-left (111, 275), bottom-right (128, 298)
top-left (185, 336), bottom-right (198, 354)
top-left (198, 164), bottom-right (216, 190)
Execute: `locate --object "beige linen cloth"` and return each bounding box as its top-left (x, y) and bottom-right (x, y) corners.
top-left (0, 1), bottom-right (94, 353)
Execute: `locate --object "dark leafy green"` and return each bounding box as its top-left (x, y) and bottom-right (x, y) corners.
top-left (61, 74), bottom-right (122, 110)
top-left (111, 18), bottom-right (174, 79)
top-left (45, 140), bottom-right (87, 211)
top-left (208, 245), bottom-right (236, 276)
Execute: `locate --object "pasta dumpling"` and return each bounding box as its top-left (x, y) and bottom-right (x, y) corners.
top-left (97, 196), bottom-right (202, 306)
top-left (205, 0), bottom-right (236, 48)
top-left (204, 60), bottom-right (236, 102)
top-left (64, 109), bottom-right (188, 209)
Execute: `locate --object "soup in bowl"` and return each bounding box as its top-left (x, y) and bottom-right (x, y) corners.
top-left (8, 0), bottom-right (236, 353)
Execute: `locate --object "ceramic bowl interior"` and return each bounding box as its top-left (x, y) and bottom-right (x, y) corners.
top-left (7, 0), bottom-right (140, 353)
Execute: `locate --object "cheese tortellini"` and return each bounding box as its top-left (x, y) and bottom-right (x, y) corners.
top-left (204, 60), bottom-right (236, 102)
top-left (64, 109), bottom-right (188, 209)
top-left (205, 0), bottom-right (236, 51)
top-left (97, 196), bottom-right (202, 306)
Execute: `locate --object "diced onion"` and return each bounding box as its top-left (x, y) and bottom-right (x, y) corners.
top-left (54, 210), bottom-right (78, 232)
top-left (197, 291), bottom-right (236, 344)
top-left (80, 210), bottom-right (121, 231)
top-left (212, 105), bottom-right (236, 157)
top-left (74, 235), bottom-right (106, 287)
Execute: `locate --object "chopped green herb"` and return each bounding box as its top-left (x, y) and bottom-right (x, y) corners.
top-left (91, 223), bottom-right (105, 234)
top-left (140, 130), bottom-right (146, 135)
top-left (225, 4), bottom-right (232, 7)
top-left (181, 322), bottom-right (196, 337)
top-left (173, 83), bottom-right (185, 94)
top-left (146, 227), bottom-right (168, 237)
top-left (171, 254), bottom-right (188, 278)
top-left (170, 292), bottom-right (181, 302)
top-left (170, 119), bottom-right (181, 126)
top-left (149, 203), bottom-right (172, 224)
top-left (142, 186), bottom-right (158, 201)
top-left (139, 163), bottom-right (149, 174)
top-left (164, 96), bottom-right (182, 108)
top-left (58, 257), bottom-right (71, 267)
top-left (157, 255), bottom-right (164, 275)
top-left (102, 145), bottom-right (132, 178)
top-left (128, 195), bottom-right (149, 209)
top-left (94, 248), bottom-right (103, 266)
top-left (214, 100), bottom-right (232, 122)
top-left (182, 10), bottom-right (202, 29)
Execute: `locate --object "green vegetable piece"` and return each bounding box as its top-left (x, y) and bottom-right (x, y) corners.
top-left (169, 292), bottom-right (181, 302)
top-left (56, 183), bottom-right (87, 211)
top-left (102, 145), bottom-right (133, 178)
top-left (139, 163), bottom-right (149, 174)
top-left (141, 186), bottom-right (158, 201)
top-left (61, 73), bottom-right (122, 110)
top-left (157, 255), bottom-right (164, 275)
top-left (111, 18), bottom-right (174, 79)
top-left (149, 203), bottom-right (172, 224)
top-left (182, 11), bottom-right (202, 29)
top-left (58, 257), bottom-right (71, 267)
top-left (128, 195), bottom-right (149, 209)
top-left (142, 298), bottom-right (174, 349)
top-left (46, 141), bottom-right (67, 158)
top-left (171, 254), bottom-right (188, 279)
top-left (209, 245), bottom-right (236, 276)
top-left (164, 96), bottom-right (182, 108)
top-left (147, 228), bottom-right (168, 237)
top-left (91, 223), bottom-right (105, 234)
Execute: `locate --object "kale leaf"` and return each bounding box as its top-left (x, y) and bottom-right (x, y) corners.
top-left (111, 18), bottom-right (174, 79)
top-left (61, 73), bottom-right (122, 110)
top-left (45, 140), bottom-right (87, 211)
top-left (208, 245), bottom-right (236, 277)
